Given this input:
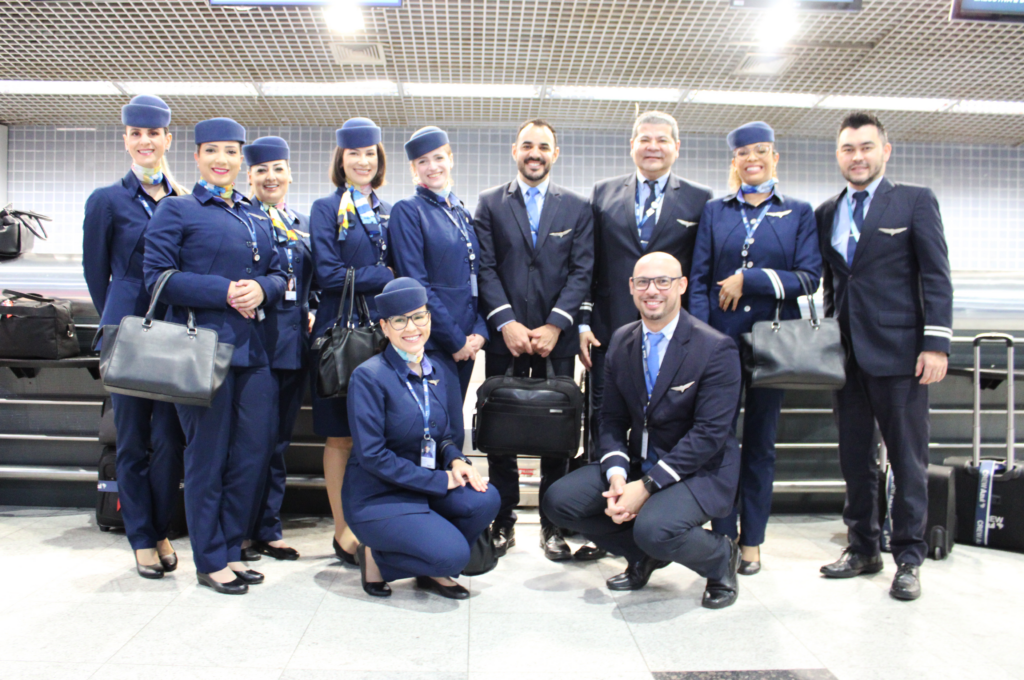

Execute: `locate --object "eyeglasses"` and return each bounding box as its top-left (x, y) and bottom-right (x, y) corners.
top-left (631, 276), bottom-right (683, 291)
top-left (387, 311), bottom-right (431, 330)
top-left (734, 144), bottom-right (773, 159)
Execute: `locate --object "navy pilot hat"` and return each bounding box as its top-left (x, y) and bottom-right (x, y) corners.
top-left (726, 121), bottom-right (775, 150)
top-left (404, 126), bottom-right (449, 161)
top-left (244, 136), bottom-right (290, 166)
top-left (336, 117), bottom-right (382, 150)
top-left (121, 94), bottom-right (171, 129)
top-left (375, 277), bottom-right (428, 320)
top-left (195, 118), bottom-right (246, 146)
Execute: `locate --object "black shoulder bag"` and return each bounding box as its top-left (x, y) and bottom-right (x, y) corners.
top-left (314, 267), bottom-right (385, 399)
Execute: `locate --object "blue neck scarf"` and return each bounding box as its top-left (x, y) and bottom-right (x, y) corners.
top-left (132, 163), bottom-right (164, 186)
top-left (396, 347), bottom-right (424, 364)
top-left (198, 178), bottom-right (234, 200)
top-left (741, 177), bottom-right (777, 195)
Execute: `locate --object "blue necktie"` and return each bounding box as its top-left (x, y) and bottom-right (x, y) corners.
top-left (639, 180), bottom-right (658, 249)
top-left (525, 187), bottom-right (541, 247)
top-left (847, 190), bottom-right (868, 267)
top-left (644, 331), bottom-right (664, 398)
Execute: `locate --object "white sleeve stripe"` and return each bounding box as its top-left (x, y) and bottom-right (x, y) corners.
top-left (764, 268), bottom-right (784, 299)
top-left (924, 325), bottom-right (953, 333)
top-left (580, 302), bottom-right (593, 310)
top-left (924, 329), bottom-right (954, 338)
top-left (600, 452), bottom-right (629, 464)
top-left (656, 459), bottom-right (681, 482)
top-left (486, 304), bottom-right (512, 320)
top-left (553, 308), bottom-right (574, 323)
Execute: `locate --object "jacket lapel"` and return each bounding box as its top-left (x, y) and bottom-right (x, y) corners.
top-left (648, 314), bottom-right (692, 412)
top-left (851, 177), bottom-right (893, 271)
top-left (820, 192), bottom-right (847, 273)
top-left (533, 184), bottom-right (563, 254)
top-left (627, 325), bottom-right (648, 409)
top-left (648, 173), bottom-right (678, 246)
top-left (621, 175), bottom-right (642, 248)
top-left (714, 201), bottom-right (747, 275)
top-left (505, 182), bottom-right (535, 252)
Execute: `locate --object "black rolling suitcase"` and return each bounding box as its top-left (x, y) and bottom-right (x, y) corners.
top-left (877, 439), bottom-right (956, 560)
top-left (945, 333), bottom-right (1024, 552)
top-left (96, 445), bottom-right (124, 532)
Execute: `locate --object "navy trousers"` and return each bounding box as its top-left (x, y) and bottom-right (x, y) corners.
top-left (835, 353), bottom-right (930, 566)
top-left (110, 394), bottom-right (184, 550)
top-left (176, 366), bottom-right (278, 573)
top-left (350, 485), bottom-right (500, 582)
top-left (711, 380), bottom-right (784, 547)
top-left (587, 346), bottom-right (608, 462)
top-left (252, 368), bottom-right (306, 542)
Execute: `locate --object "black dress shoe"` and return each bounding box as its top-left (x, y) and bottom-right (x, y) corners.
top-left (415, 576), bottom-right (470, 600)
top-left (231, 569), bottom-right (265, 585)
top-left (890, 563), bottom-right (921, 601)
top-left (135, 554), bottom-right (164, 580)
top-left (573, 541), bottom-right (608, 561)
top-left (492, 525), bottom-right (515, 557)
top-left (703, 540), bottom-right (741, 609)
top-left (240, 546), bottom-right (262, 562)
top-left (820, 548), bottom-right (884, 579)
top-left (158, 551), bottom-right (178, 572)
top-left (358, 543), bottom-right (391, 598)
top-left (606, 555), bottom-right (670, 591)
top-left (541, 527), bottom-right (573, 562)
top-left (197, 572), bottom-right (248, 595)
top-left (738, 560), bottom-right (761, 576)
top-left (333, 537), bottom-right (358, 566)
top-left (253, 540), bottom-right (300, 561)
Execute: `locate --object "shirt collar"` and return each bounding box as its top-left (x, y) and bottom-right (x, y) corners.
top-left (635, 169), bottom-right (671, 192)
top-left (847, 175), bottom-right (884, 201)
top-left (727, 188), bottom-right (784, 207)
top-left (517, 176), bottom-right (550, 200)
top-left (641, 311), bottom-right (680, 343)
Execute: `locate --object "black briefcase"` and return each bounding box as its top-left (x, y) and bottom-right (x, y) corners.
top-left (0, 289), bottom-right (80, 359)
top-left (472, 358), bottom-right (584, 458)
top-left (96, 445), bottom-right (124, 532)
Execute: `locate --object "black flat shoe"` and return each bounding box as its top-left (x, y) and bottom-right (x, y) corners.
top-left (541, 527), bottom-right (573, 562)
top-left (158, 551), bottom-right (178, 572)
top-left (415, 576), bottom-right (470, 600)
top-left (738, 560), bottom-right (761, 576)
top-left (606, 555), bottom-right (670, 591)
top-left (492, 525), bottom-right (515, 558)
top-left (890, 563), bottom-right (921, 601)
top-left (358, 543), bottom-right (391, 598)
top-left (231, 569), bottom-right (265, 585)
top-left (820, 548), bottom-right (883, 579)
top-left (703, 540), bottom-right (741, 609)
top-left (197, 572), bottom-right (248, 595)
top-left (333, 537), bottom-right (358, 566)
top-left (135, 554), bottom-right (164, 580)
top-left (240, 546), bottom-right (262, 562)
top-left (253, 540), bottom-right (300, 561)
top-left (573, 541), bottom-right (608, 561)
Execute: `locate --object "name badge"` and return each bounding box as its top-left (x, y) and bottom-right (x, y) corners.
top-left (470, 273), bottom-right (479, 297)
top-left (421, 438), bottom-right (437, 469)
top-left (285, 275), bottom-right (297, 301)
top-left (256, 308), bottom-right (266, 322)
top-left (641, 427), bottom-right (649, 460)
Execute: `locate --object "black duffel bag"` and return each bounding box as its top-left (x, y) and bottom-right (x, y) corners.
top-left (473, 358), bottom-right (584, 458)
top-left (313, 267), bottom-right (384, 399)
top-left (0, 289), bottom-right (79, 359)
top-left (0, 204), bottom-right (50, 259)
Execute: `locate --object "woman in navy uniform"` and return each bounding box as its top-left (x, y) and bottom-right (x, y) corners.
top-left (144, 118), bottom-right (287, 595)
top-left (83, 94), bottom-right (186, 579)
top-left (344, 278), bottom-right (500, 599)
top-left (242, 136), bottom-right (314, 561)
top-left (308, 118), bottom-right (394, 565)
top-left (689, 122), bottom-right (822, 576)
top-left (388, 127), bottom-right (488, 451)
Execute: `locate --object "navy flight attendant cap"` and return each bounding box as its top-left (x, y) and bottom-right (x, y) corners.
top-left (404, 126), bottom-right (449, 161)
top-left (726, 121), bottom-right (775, 150)
top-left (195, 118), bottom-right (246, 145)
top-left (336, 118), bottom-right (382, 150)
top-left (375, 277), bottom-right (429, 319)
top-left (244, 136), bottom-right (290, 166)
top-left (121, 94), bottom-right (171, 128)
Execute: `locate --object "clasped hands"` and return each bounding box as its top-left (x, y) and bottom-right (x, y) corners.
top-left (447, 459), bottom-right (487, 492)
top-left (452, 333), bottom-right (486, 362)
top-left (501, 321), bottom-right (561, 358)
top-left (603, 474), bottom-right (650, 524)
top-left (227, 280), bottom-right (265, 319)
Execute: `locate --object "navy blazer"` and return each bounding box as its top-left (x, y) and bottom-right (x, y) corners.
top-left (309, 187), bottom-right (394, 343)
top-left (263, 209), bottom-right (316, 371)
top-left (689, 192), bottom-right (822, 344)
top-left (389, 186), bottom-right (489, 355)
top-left (344, 345), bottom-right (466, 522)
top-left (599, 311), bottom-right (742, 518)
top-left (143, 183), bottom-right (287, 368)
top-left (475, 180), bottom-right (595, 359)
top-left (815, 178), bottom-right (953, 377)
top-left (83, 171), bottom-right (178, 331)
top-left (582, 173), bottom-right (713, 345)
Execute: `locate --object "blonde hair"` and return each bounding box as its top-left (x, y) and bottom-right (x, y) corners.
top-left (160, 154), bottom-right (188, 196)
top-left (408, 143), bottom-right (453, 184)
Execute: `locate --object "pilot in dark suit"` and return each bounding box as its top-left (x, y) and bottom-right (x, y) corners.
top-left (815, 112), bottom-right (953, 601)
top-left (579, 111), bottom-right (713, 463)
top-left (475, 119), bottom-right (595, 561)
top-left (545, 252), bottom-right (744, 610)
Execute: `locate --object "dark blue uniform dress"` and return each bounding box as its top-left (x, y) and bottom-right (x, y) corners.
top-left (388, 186), bottom-right (489, 449)
top-left (252, 206), bottom-right (315, 542)
top-left (689, 190), bottom-right (822, 546)
top-left (143, 182), bottom-right (287, 573)
top-left (343, 345), bottom-right (500, 581)
top-left (308, 187), bottom-right (394, 437)
top-left (82, 171), bottom-right (186, 551)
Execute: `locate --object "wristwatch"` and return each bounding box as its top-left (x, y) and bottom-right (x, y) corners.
top-left (641, 474), bottom-right (658, 495)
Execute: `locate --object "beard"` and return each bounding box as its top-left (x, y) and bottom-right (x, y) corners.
top-left (518, 157), bottom-right (550, 182)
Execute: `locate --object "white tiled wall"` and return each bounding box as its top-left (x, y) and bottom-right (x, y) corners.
top-left (7, 125), bottom-right (1023, 270)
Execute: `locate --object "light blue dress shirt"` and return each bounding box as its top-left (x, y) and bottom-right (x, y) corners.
top-left (831, 175), bottom-right (884, 261)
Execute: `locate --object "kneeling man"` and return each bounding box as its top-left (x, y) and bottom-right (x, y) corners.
top-left (543, 252), bottom-right (743, 609)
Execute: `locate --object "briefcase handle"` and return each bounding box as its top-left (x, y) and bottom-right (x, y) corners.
top-left (2, 289), bottom-right (56, 303)
top-left (504, 356), bottom-right (556, 380)
top-left (771, 271), bottom-right (821, 329)
top-left (143, 269), bottom-right (198, 333)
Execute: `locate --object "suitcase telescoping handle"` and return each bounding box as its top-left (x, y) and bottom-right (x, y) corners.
top-left (973, 333), bottom-right (1015, 468)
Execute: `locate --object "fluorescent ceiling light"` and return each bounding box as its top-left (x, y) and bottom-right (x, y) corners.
top-left (403, 83), bottom-right (540, 98)
top-left (687, 90), bottom-right (821, 108)
top-left (0, 80), bottom-right (121, 96)
top-left (119, 82), bottom-right (259, 97)
top-left (549, 86), bottom-right (682, 102)
top-left (323, 0), bottom-right (365, 34)
top-left (817, 95), bottom-right (954, 112)
top-left (949, 100), bottom-right (1024, 115)
top-left (261, 81), bottom-right (399, 96)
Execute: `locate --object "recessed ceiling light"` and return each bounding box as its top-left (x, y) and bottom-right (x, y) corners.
top-left (403, 83), bottom-right (540, 98)
top-left (949, 100), bottom-right (1024, 115)
top-left (261, 81), bottom-right (400, 96)
top-left (549, 86), bottom-right (683, 102)
top-left (119, 82), bottom-right (259, 96)
top-left (0, 81), bottom-right (121, 96)
top-left (817, 95), bottom-right (954, 112)
top-left (686, 90), bottom-right (821, 108)
top-left (323, 0), bottom-right (365, 34)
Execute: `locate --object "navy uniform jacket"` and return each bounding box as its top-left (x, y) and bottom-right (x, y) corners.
top-left (309, 187), bottom-right (394, 343)
top-left (582, 173), bottom-right (713, 345)
top-left (344, 345), bottom-right (466, 523)
top-left (814, 178), bottom-right (953, 377)
top-left (689, 192), bottom-right (822, 344)
top-left (389, 186), bottom-right (489, 355)
top-left (263, 210), bottom-right (316, 371)
top-left (83, 171), bottom-right (178, 331)
top-left (475, 181), bottom-right (594, 360)
top-left (599, 312), bottom-right (742, 518)
top-left (143, 183), bottom-right (287, 367)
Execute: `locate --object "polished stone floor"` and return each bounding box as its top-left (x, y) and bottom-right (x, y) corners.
top-left (0, 506), bottom-right (1020, 680)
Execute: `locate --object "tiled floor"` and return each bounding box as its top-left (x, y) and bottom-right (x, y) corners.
top-left (1, 506), bottom-right (1021, 680)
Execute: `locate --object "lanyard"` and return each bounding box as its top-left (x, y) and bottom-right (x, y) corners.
top-left (738, 195), bottom-right (772, 269)
top-left (403, 377), bottom-right (432, 442)
top-left (368, 206), bottom-right (388, 264)
top-left (136, 195), bottom-right (154, 219)
top-left (439, 203), bottom-right (476, 274)
top-left (216, 204), bottom-right (261, 262)
top-left (845, 191), bottom-right (864, 243)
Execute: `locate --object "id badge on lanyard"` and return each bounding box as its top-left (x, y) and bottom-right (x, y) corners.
top-left (404, 377), bottom-right (436, 469)
top-left (283, 243), bottom-right (297, 301)
top-left (641, 340), bottom-right (652, 460)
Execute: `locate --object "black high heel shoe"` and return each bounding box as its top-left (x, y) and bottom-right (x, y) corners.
top-left (197, 572), bottom-right (248, 595)
top-left (135, 553), bottom-right (164, 580)
top-left (231, 569), bottom-right (265, 585)
top-left (333, 537), bottom-right (358, 566)
top-left (415, 576), bottom-right (469, 600)
top-left (358, 543), bottom-right (391, 597)
top-left (158, 547), bottom-right (178, 572)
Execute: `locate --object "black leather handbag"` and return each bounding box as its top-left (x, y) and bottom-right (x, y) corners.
top-left (0, 204), bottom-right (50, 259)
top-left (314, 267), bottom-right (385, 399)
top-left (741, 271), bottom-right (846, 391)
top-left (95, 269), bottom-right (234, 407)
top-left (0, 289), bottom-right (80, 359)
top-left (473, 358), bottom-right (584, 458)
top-left (461, 525), bottom-right (499, 576)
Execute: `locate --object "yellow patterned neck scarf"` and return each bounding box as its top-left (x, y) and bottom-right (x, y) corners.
top-left (261, 201), bottom-right (298, 242)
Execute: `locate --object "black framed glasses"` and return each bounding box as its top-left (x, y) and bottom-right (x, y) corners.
top-left (387, 311), bottom-right (431, 330)
top-left (631, 276), bottom-right (683, 291)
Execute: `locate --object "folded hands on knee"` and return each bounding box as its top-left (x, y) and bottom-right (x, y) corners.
top-left (448, 459), bottom-right (488, 492)
top-left (603, 474), bottom-right (650, 524)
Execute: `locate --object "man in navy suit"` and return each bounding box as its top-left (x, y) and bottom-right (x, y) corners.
top-left (579, 111), bottom-right (713, 465)
top-left (475, 119), bottom-right (596, 561)
top-left (544, 252), bottom-right (743, 609)
top-left (815, 112), bottom-right (953, 601)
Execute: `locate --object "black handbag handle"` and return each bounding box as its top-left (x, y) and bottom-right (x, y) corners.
top-left (504, 356), bottom-right (557, 379)
top-left (770, 271), bottom-right (820, 328)
top-left (143, 270), bottom-right (197, 333)
top-left (331, 267), bottom-right (357, 329)
top-left (2, 289), bottom-right (54, 303)
top-left (1, 205), bottom-right (50, 241)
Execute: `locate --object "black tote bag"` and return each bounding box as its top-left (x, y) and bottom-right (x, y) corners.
top-left (314, 267), bottom-right (385, 399)
top-left (0, 289), bottom-right (79, 359)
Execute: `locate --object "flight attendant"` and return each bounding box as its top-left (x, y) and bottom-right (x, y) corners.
top-left (389, 127), bottom-right (488, 451)
top-left (243, 136), bottom-right (314, 561)
top-left (144, 117), bottom-right (287, 595)
top-left (308, 118), bottom-right (394, 564)
top-left (688, 122), bottom-right (822, 575)
top-left (82, 94), bottom-right (186, 579)
top-left (344, 278), bottom-right (500, 599)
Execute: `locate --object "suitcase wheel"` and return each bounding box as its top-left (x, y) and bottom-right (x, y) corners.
top-left (99, 525), bottom-right (111, 532)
